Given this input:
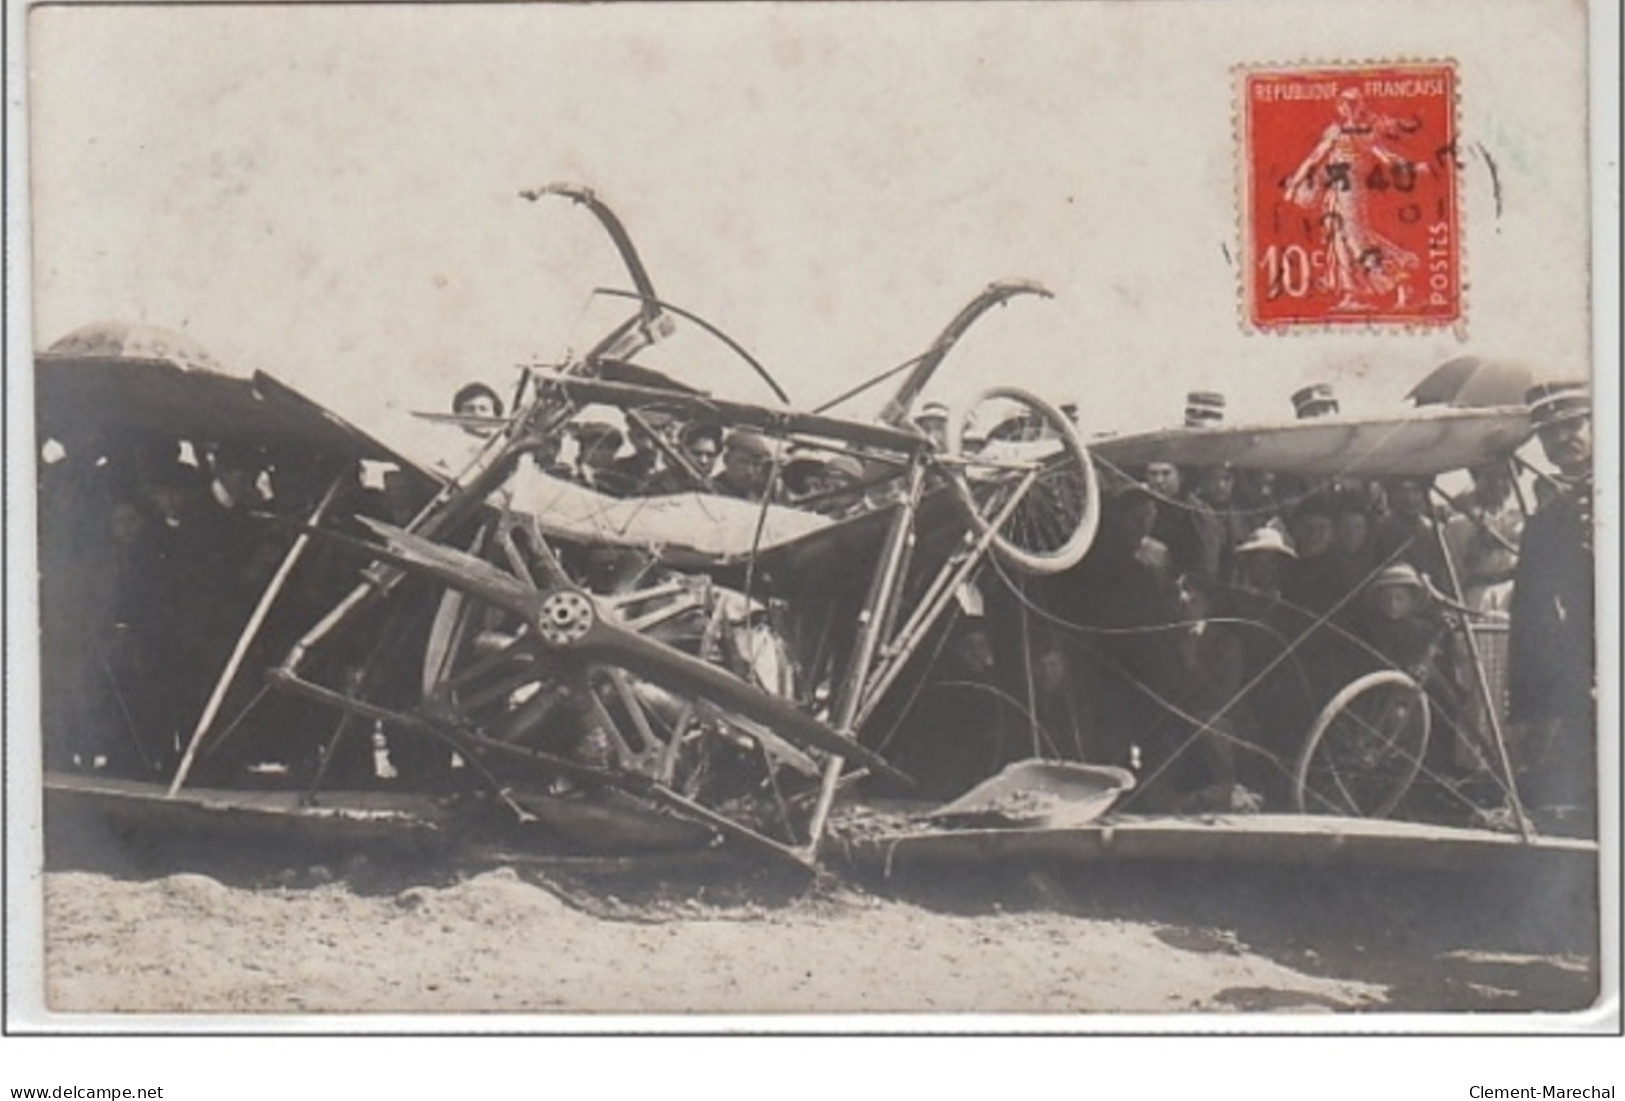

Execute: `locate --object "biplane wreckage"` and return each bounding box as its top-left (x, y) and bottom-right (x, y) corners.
top-left (38, 185), bottom-right (1595, 878)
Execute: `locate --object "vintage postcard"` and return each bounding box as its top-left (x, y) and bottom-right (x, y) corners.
top-left (5, 0), bottom-right (1616, 1072)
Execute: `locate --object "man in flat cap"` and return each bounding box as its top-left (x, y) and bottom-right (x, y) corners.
top-left (784, 448), bottom-right (867, 518)
top-left (716, 428), bottom-right (779, 503)
top-left (1508, 380), bottom-right (1595, 833)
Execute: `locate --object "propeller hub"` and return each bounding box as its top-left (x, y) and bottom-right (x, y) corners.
top-left (535, 589), bottom-right (596, 648)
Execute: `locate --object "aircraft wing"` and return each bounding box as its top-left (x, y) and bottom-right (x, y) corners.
top-left (35, 350), bottom-right (438, 481)
top-left (1089, 405), bottom-right (1533, 478)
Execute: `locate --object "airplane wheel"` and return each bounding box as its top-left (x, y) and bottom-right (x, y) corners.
top-left (948, 386), bottom-right (1100, 575)
top-left (1293, 669), bottom-right (1430, 818)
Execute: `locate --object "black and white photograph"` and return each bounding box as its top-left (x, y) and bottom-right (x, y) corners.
top-left (4, 0), bottom-right (1617, 1071)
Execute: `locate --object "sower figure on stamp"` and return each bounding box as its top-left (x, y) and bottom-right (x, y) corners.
top-left (1508, 380), bottom-right (1595, 836)
top-left (1282, 87), bottom-right (1425, 312)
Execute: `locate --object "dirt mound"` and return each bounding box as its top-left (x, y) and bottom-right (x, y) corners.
top-left (45, 865), bottom-right (1394, 1014)
top-left (393, 868), bottom-right (571, 924)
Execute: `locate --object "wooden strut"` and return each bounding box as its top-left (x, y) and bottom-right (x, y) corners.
top-left (1426, 516), bottom-right (1534, 842)
top-left (268, 660), bottom-right (810, 868)
top-left (167, 476), bottom-right (345, 798)
top-left (854, 468), bottom-right (1039, 730)
top-left (802, 463), bottom-right (927, 862)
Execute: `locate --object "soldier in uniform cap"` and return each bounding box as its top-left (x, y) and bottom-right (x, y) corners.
top-left (1508, 380), bottom-right (1594, 831)
top-left (1292, 383), bottom-right (1340, 419)
top-left (1185, 390), bottom-right (1226, 429)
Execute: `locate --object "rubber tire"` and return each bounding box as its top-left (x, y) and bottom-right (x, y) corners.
top-left (1292, 669), bottom-right (1430, 818)
top-left (946, 385), bottom-right (1100, 576)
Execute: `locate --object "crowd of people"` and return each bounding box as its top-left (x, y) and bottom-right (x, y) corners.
top-left (37, 430), bottom-right (439, 782)
top-left (449, 381), bottom-right (872, 518)
top-left (42, 372), bottom-right (1594, 835)
top-left (40, 435), bottom-right (304, 775)
top-left (880, 382), bottom-right (1595, 829)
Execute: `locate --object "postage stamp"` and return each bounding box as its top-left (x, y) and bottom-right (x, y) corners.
top-left (1241, 62), bottom-right (1460, 331)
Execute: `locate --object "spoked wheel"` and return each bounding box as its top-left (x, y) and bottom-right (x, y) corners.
top-left (1293, 669), bottom-right (1431, 818)
top-left (947, 386), bottom-right (1100, 575)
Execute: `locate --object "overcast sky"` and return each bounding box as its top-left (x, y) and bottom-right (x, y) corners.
top-left (26, 0), bottom-right (1592, 446)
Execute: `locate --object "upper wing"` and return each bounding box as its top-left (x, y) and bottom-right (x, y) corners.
top-left (36, 348), bottom-right (437, 481)
top-left (1089, 406), bottom-right (1532, 478)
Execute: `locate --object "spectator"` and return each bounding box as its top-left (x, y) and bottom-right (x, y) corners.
top-left (1144, 461), bottom-right (1210, 577)
top-left (452, 382), bottom-right (504, 428)
top-left (644, 420), bottom-right (722, 494)
top-left (91, 495), bottom-right (184, 775)
top-left (571, 422), bottom-right (632, 495)
top-left (783, 449), bottom-right (866, 517)
top-left (1227, 526), bottom-right (1314, 803)
top-left (912, 400), bottom-right (951, 450)
top-left (1283, 493), bottom-right (1339, 614)
top-left (1327, 491), bottom-right (1378, 602)
top-left (1358, 563), bottom-right (1438, 672)
top-left (1150, 571), bottom-right (1256, 808)
top-left (1193, 464), bottom-right (1247, 581)
top-left (435, 383), bottom-right (506, 479)
top-left (1233, 525), bottom-right (1295, 601)
top-left (1444, 462), bottom-right (1522, 614)
top-left (678, 421), bottom-right (723, 481)
top-left (1235, 469), bottom-right (1284, 529)
top-left (1508, 380), bottom-right (1594, 831)
top-left (715, 428), bottom-right (778, 502)
top-left (1055, 485), bottom-right (1183, 772)
top-left (607, 417), bottom-right (664, 493)
top-left (1356, 562), bottom-right (1466, 774)
top-left (1372, 475), bottom-right (1454, 595)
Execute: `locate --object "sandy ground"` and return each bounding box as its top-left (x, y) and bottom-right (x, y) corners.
top-left (41, 835), bottom-right (1601, 1016)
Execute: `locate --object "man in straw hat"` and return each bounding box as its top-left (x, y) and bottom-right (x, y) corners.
top-left (1358, 561), bottom-right (1467, 769)
top-left (1359, 563), bottom-right (1435, 669)
top-left (1508, 379), bottom-right (1594, 832)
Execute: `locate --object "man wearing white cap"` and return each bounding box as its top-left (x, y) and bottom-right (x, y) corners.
top-left (1508, 380), bottom-right (1594, 832)
top-left (913, 400), bottom-right (951, 450)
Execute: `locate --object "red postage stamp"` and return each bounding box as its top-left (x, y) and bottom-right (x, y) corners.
top-left (1241, 62), bottom-right (1460, 330)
